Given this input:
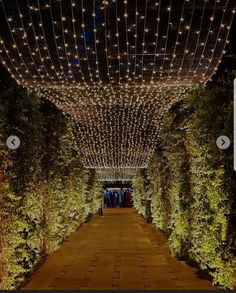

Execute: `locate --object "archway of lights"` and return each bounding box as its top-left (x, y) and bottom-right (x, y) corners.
top-left (0, 0), bottom-right (235, 181)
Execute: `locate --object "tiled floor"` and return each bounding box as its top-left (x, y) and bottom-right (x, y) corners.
top-left (21, 208), bottom-right (216, 290)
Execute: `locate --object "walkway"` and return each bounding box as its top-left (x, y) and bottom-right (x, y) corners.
top-left (21, 209), bottom-right (215, 290)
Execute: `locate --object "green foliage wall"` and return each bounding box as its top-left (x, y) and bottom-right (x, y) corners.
top-left (0, 70), bottom-right (101, 289)
top-left (132, 169), bottom-right (147, 217)
top-left (133, 85), bottom-right (236, 289)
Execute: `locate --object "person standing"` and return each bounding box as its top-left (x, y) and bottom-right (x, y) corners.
top-left (123, 189), bottom-right (127, 207)
top-left (126, 189), bottom-right (132, 207)
top-left (98, 200), bottom-right (103, 216)
top-left (114, 190), bottom-right (119, 207)
top-left (118, 190), bottom-right (122, 207)
top-left (106, 189), bottom-right (111, 207)
top-left (110, 190), bottom-right (115, 207)
top-left (102, 189), bottom-right (107, 207)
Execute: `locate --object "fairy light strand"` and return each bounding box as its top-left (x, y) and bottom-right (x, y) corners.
top-left (0, 0), bottom-right (234, 180)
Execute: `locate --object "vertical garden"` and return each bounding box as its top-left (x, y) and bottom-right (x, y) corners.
top-left (0, 68), bottom-right (102, 289)
top-left (133, 81), bottom-right (236, 289)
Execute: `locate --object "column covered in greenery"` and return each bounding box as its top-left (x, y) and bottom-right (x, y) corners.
top-left (0, 70), bottom-right (101, 289)
top-left (133, 85), bottom-right (236, 289)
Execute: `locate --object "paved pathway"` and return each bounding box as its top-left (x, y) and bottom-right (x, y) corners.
top-left (21, 209), bottom-right (215, 290)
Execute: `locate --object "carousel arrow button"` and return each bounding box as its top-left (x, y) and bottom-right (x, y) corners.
top-left (216, 135), bottom-right (230, 150)
top-left (6, 135), bottom-right (21, 150)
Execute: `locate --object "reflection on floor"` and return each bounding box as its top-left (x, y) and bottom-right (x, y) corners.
top-left (21, 209), bottom-right (216, 290)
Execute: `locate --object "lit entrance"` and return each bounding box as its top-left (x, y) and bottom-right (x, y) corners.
top-left (102, 187), bottom-right (133, 208)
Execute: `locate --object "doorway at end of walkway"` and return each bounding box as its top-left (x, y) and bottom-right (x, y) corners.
top-left (102, 188), bottom-right (133, 208)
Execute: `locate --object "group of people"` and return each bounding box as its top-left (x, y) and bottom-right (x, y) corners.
top-left (102, 188), bottom-right (133, 208)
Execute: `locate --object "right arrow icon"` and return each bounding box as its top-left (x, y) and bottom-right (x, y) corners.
top-left (216, 135), bottom-right (230, 150)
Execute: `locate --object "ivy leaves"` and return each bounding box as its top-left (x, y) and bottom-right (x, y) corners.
top-left (132, 85), bottom-right (235, 289)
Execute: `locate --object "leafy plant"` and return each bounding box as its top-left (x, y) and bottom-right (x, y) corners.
top-left (133, 85), bottom-right (236, 289)
top-left (0, 68), bottom-right (101, 289)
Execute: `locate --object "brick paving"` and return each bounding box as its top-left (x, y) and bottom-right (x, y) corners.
top-left (21, 208), bottom-right (216, 290)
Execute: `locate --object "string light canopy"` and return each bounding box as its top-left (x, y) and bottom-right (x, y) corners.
top-left (96, 167), bottom-right (137, 182)
top-left (0, 0), bottom-right (235, 181)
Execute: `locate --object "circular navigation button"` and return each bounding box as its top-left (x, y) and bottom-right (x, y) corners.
top-left (216, 135), bottom-right (230, 150)
top-left (6, 135), bottom-right (21, 150)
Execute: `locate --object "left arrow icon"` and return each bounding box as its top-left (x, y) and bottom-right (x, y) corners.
top-left (6, 135), bottom-right (21, 150)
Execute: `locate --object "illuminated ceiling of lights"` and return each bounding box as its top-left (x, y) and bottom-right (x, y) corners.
top-left (96, 167), bottom-right (137, 182)
top-left (0, 0), bottom-right (235, 181)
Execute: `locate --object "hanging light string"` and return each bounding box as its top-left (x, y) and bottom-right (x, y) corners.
top-left (0, 0), bottom-right (233, 82)
top-left (0, 0), bottom-right (235, 178)
top-left (115, 0), bottom-right (121, 84)
top-left (70, 0), bottom-right (87, 84)
top-left (195, 0), bottom-right (233, 84)
top-left (1, 1), bottom-right (35, 81)
top-left (81, 0), bottom-right (95, 83)
top-left (25, 0), bottom-right (55, 85)
top-left (141, 0), bottom-right (148, 84)
top-left (176, 0), bottom-right (197, 83)
top-left (0, 40), bottom-right (26, 86)
top-left (16, 0), bottom-right (46, 83)
top-left (183, 0), bottom-right (208, 82)
top-left (48, 0), bottom-right (69, 83)
top-left (93, 0), bottom-right (102, 83)
top-left (166, 0), bottom-right (187, 83)
top-left (103, 1), bottom-right (111, 83)
top-left (159, 0), bottom-right (172, 80)
top-left (206, 1), bottom-right (235, 82)
top-left (133, 0), bottom-right (138, 83)
top-left (123, 0), bottom-right (130, 83)
top-left (36, 0), bottom-right (63, 83)
top-left (188, 0), bottom-right (218, 82)
top-left (150, 0), bottom-right (161, 84)
top-left (57, 0), bottom-right (78, 83)
top-left (103, 2), bottom-right (116, 100)
top-left (96, 167), bottom-right (138, 182)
